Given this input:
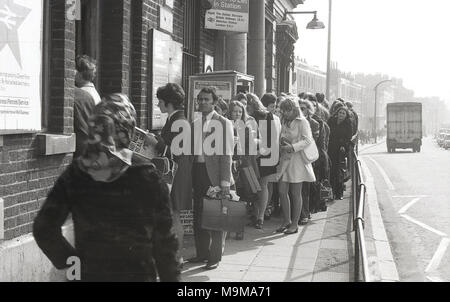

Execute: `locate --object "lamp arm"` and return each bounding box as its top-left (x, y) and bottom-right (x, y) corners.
top-left (284, 10), bottom-right (317, 19)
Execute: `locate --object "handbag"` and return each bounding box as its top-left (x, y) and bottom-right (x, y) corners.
top-left (150, 146), bottom-right (178, 184)
top-left (338, 157), bottom-right (350, 183)
top-left (301, 140), bottom-right (319, 164)
top-left (201, 197), bottom-right (247, 233)
top-left (320, 180), bottom-right (333, 202)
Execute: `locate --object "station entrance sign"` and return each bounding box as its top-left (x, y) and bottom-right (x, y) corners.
top-left (205, 0), bottom-right (249, 33)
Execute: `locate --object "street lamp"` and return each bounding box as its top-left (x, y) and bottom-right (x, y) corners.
top-left (284, 11), bottom-right (326, 30)
top-left (373, 79), bottom-right (392, 143)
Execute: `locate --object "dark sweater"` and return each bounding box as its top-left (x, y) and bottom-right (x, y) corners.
top-left (33, 160), bottom-right (180, 282)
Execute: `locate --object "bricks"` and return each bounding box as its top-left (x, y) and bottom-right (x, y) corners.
top-left (0, 0), bottom-right (218, 242)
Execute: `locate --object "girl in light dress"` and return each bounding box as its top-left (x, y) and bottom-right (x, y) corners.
top-left (276, 97), bottom-right (316, 235)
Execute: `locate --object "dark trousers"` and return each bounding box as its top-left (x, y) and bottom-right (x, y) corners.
top-left (310, 181), bottom-right (325, 212)
top-left (300, 182), bottom-right (311, 220)
top-left (192, 163), bottom-right (226, 264)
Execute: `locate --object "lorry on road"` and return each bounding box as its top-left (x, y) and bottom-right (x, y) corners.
top-left (386, 102), bottom-right (423, 153)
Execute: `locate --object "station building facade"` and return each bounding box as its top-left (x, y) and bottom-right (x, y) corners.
top-left (0, 0), bottom-right (304, 281)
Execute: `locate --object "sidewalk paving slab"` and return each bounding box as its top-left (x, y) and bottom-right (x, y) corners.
top-left (181, 188), bottom-right (355, 282)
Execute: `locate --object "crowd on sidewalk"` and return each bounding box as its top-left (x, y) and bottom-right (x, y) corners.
top-left (31, 55), bottom-right (359, 282)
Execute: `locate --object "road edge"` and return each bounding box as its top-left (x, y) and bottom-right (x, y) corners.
top-left (360, 158), bottom-right (400, 282)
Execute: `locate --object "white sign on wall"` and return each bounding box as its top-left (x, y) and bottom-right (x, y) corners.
top-left (0, 0), bottom-right (43, 133)
top-left (150, 29), bottom-right (183, 130)
top-left (204, 54), bottom-right (214, 73)
top-left (205, 0), bottom-right (249, 33)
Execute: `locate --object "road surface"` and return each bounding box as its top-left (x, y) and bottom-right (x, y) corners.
top-left (360, 137), bottom-right (450, 282)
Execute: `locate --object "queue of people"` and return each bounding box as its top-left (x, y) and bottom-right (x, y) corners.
top-left (33, 54), bottom-right (358, 281)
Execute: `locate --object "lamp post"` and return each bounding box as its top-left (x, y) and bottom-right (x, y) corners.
top-left (373, 79), bottom-right (391, 143)
top-left (284, 11), bottom-right (326, 29)
top-left (284, 10), bottom-right (325, 95)
top-left (325, 0), bottom-right (332, 102)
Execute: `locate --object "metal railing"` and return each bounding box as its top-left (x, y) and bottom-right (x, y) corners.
top-left (349, 144), bottom-right (370, 282)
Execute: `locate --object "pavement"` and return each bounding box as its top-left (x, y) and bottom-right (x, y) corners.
top-left (180, 189), bottom-right (356, 282)
top-left (178, 139), bottom-right (399, 283)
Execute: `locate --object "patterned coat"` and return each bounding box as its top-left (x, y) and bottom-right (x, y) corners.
top-left (33, 160), bottom-right (180, 282)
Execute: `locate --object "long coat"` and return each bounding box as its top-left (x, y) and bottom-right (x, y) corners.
top-left (278, 117), bottom-right (316, 183)
top-left (327, 117), bottom-right (353, 163)
top-left (156, 110), bottom-right (193, 211)
top-left (33, 160), bottom-right (180, 282)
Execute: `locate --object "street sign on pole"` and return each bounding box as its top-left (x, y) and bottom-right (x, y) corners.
top-left (205, 0), bottom-right (249, 33)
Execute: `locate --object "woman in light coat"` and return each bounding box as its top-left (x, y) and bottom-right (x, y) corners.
top-left (276, 97), bottom-right (316, 234)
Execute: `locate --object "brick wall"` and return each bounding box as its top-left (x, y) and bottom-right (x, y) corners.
top-left (199, 8), bottom-right (216, 73)
top-left (1, 0), bottom-right (74, 240)
top-left (1, 0), bottom-right (218, 242)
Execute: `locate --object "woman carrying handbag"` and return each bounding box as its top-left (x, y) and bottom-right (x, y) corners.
top-left (276, 97), bottom-right (316, 235)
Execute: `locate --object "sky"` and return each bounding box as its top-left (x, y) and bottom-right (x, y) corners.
top-left (293, 0), bottom-right (450, 103)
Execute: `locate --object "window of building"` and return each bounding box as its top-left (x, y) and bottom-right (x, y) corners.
top-left (75, 0), bottom-right (102, 91)
top-left (182, 0), bottom-right (200, 97)
top-left (41, 0), bottom-right (51, 131)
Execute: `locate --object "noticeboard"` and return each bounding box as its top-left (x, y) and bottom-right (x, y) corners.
top-left (0, 0), bottom-right (43, 134)
top-left (149, 28), bottom-right (183, 131)
top-left (188, 71), bottom-right (254, 122)
top-left (205, 0), bottom-right (249, 33)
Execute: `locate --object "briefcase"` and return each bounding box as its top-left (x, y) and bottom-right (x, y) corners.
top-left (201, 198), bottom-right (247, 233)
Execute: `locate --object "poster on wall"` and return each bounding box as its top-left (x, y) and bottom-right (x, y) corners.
top-left (150, 28), bottom-right (183, 130)
top-left (205, 0), bottom-right (249, 33)
top-left (0, 0), bottom-right (43, 133)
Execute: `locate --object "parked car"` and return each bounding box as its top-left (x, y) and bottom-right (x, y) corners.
top-left (443, 134), bottom-right (450, 150)
top-left (437, 133), bottom-right (445, 147)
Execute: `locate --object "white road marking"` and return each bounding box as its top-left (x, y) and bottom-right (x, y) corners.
top-left (401, 214), bottom-right (448, 237)
top-left (360, 158), bottom-right (400, 281)
top-left (425, 238), bottom-right (450, 273)
top-left (426, 276), bottom-right (445, 282)
top-left (366, 156), bottom-right (395, 191)
top-left (398, 198), bottom-right (422, 214)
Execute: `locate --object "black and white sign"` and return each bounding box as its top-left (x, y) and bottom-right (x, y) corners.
top-left (205, 0), bottom-right (249, 33)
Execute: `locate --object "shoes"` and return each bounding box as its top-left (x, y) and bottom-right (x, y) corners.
top-left (338, 196), bottom-right (344, 200)
top-left (276, 224), bottom-right (290, 233)
top-left (284, 228), bottom-right (299, 235)
top-left (299, 218), bottom-right (309, 226)
top-left (255, 219), bottom-right (263, 229)
top-left (186, 256), bottom-right (208, 263)
top-left (204, 262), bottom-right (219, 270)
top-left (319, 206), bottom-right (328, 212)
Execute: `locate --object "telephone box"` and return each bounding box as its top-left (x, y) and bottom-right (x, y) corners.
top-left (187, 70), bottom-right (255, 121)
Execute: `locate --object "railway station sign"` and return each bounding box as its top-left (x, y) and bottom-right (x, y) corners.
top-left (205, 0), bottom-right (249, 33)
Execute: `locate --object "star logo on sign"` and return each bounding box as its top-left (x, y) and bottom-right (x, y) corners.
top-left (0, 0), bottom-right (31, 69)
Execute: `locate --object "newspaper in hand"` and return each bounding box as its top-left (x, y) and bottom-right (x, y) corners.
top-left (129, 127), bottom-right (159, 160)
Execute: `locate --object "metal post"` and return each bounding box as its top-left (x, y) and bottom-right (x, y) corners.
top-left (373, 80), bottom-right (392, 143)
top-left (354, 225), bottom-right (360, 281)
top-left (325, 0), bottom-right (332, 101)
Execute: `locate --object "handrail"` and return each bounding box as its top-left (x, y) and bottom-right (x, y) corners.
top-left (350, 147), bottom-right (370, 282)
